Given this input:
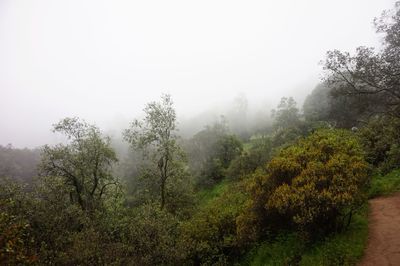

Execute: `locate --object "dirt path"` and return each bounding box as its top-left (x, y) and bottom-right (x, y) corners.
top-left (359, 193), bottom-right (400, 266)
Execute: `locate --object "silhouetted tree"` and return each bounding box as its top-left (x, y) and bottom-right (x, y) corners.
top-left (323, 2), bottom-right (400, 118)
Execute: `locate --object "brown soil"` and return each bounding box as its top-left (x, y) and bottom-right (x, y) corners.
top-left (359, 193), bottom-right (400, 266)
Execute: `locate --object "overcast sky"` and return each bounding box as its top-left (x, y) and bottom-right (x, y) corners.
top-left (0, 0), bottom-right (395, 148)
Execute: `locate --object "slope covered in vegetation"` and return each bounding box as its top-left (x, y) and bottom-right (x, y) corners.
top-left (2, 2), bottom-right (400, 265)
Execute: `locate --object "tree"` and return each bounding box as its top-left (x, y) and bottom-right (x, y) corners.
top-left (323, 2), bottom-right (400, 118)
top-left (303, 83), bottom-right (331, 123)
top-left (123, 94), bottom-right (186, 210)
top-left (271, 97), bottom-right (301, 130)
top-left (185, 117), bottom-right (228, 179)
top-left (39, 117), bottom-right (119, 211)
top-left (358, 115), bottom-right (400, 173)
top-left (270, 97), bottom-right (309, 148)
top-left (185, 118), bottom-right (243, 186)
top-left (303, 82), bottom-right (369, 128)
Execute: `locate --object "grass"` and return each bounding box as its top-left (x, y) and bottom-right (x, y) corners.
top-left (300, 207), bottom-right (368, 266)
top-left (243, 206), bottom-right (369, 266)
top-left (243, 233), bottom-right (304, 266)
top-left (368, 169), bottom-right (400, 198)
top-left (243, 142), bottom-right (252, 152)
top-left (196, 179), bottom-right (230, 205)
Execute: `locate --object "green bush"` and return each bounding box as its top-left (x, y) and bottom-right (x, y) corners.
top-left (180, 182), bottom-right (247, 265)
top-left (0, 178), bottom-right (37, 265)
top-left (117, 203), bottom-right (184, 265)
top-left (243, 206), bottom-right (368, 266)
top-left (358, 116), bottom-right (400, 173)
top-left (300, 206), bottom-right (368, 266)
top-left (227, 137), bottom-right (272, 181)
top-left (238, 129), bottom-right (369, 242)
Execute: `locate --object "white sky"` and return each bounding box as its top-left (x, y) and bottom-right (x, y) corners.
top-left (0, 0), bottom-right (395, 148)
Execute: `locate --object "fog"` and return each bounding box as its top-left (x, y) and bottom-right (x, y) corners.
top-left (0, 0), bottom-right (393, 148)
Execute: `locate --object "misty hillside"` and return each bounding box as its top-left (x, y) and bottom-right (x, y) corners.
top-left (2, 1), bottom-right (400, 265)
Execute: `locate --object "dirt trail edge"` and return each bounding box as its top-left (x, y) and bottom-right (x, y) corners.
top-left (359, 193), bottom-right (400, 266)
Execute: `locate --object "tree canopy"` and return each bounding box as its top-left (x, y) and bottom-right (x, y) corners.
top-left (323, 2), bottom-right (400, 118)
top-left (40, 117), bottom-right (118, 211)
top-left (123, 94), bottom-right (187, 210)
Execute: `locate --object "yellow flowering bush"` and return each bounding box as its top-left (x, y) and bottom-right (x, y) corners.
top-left (238, 129), bottom-right (369, 241)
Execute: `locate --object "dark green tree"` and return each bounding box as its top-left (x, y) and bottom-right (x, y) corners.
top-left (358, 115), bottom-right (400, 173)
top-left (186, 118), bottom-right (243, 186)
top-left (303, 82), bottom-right (369, 128)
top-left (39, 117), bottom-right (119, 211)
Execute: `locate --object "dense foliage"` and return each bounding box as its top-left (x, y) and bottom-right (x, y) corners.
top-left (40, 117), bottom-right (119, 211)
top-left (3, 2), bottom-right (400, 265)
top-left (185, 119), bottom-right (243, 187)
top-left (238, 129), bottom-right (369, 242)
top-left (303, 83), bottom-right (368, 128)
top-left (358, 116), bottom-right (400, 173)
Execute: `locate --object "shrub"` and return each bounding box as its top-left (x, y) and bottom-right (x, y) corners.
top-left (243, 206), bottom-right (369, 266)
top-left (238, 129), bottom-right (369, 241)
top-left (227, 137), bottom-right (272, 181)
top-left (179, 182), bottom-right (247, 265)
top-left (119, 203), bottom-right (184, 265)
top-left (358, 116), bottom-right (400, 173)
top-left (0, 178), bottom-right (37, 265)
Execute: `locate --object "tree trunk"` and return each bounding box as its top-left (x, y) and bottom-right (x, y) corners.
top-left (160, 153), bottom-right (169, 210)
top-left (160, 178), bottom-right (166, 210)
